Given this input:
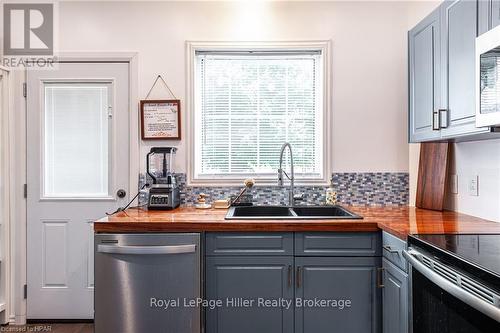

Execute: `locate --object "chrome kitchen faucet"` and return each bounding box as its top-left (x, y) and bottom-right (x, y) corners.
top-left (278, 142), bottom-right (303, 206)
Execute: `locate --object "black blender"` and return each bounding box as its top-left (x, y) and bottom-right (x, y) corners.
top-left (146, 147), bottom-right (180, 210)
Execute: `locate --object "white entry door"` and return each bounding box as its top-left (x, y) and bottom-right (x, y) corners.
top-left (27, 62), bottom-right (130, 319)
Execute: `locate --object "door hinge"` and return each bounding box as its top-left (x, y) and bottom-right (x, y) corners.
top-left (24, 284), bottom-right (27, 299)
top-left (23, 184), bottom-right (27, 198)
top-left (22, 83), bottom-right (27, 98)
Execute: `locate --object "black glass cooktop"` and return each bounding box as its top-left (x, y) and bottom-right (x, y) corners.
top-left (409, 234), bottom-right (500, 287)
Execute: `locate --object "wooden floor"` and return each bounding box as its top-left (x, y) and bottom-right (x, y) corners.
top-left (4, 323), bottom-right (94, 333)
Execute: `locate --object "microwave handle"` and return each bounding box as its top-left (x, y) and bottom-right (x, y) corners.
top-left (403, 249), bottom-right (500, 323)
top-left (97, 244), bottom-right (196, 255)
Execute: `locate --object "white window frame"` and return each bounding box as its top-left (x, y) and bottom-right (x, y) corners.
top-left (186, 41), bottom-right (332, 186)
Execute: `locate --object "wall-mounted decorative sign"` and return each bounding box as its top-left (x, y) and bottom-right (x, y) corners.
top-left (140, 100), bottom-right (181, 140)
top-left (140, 75), bottom-right (181, 140)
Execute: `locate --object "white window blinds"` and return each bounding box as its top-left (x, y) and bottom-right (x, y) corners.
top-left (194, 50), bottom-right (323, 180)
top-left (480, 55), bottom-right (500, 114)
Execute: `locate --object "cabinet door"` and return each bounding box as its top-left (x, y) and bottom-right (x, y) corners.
top-left (409, 8), bottom-right (442, 142)
top-left (440, 0), bottom-right (490, 139)
top-left (206, 256), bottom-right (294, 333)
top-left (295, 257), bottom-right (381, 333)
top-left (382, 258), bottom-right (408, 333)
top-left (478, 1), bottom-right (500, 35)
top-left (493, 0), bottom-right (500, 29)
top-left (478, 0), bottom-right (492, 35)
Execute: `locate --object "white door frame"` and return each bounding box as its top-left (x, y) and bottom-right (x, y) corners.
top-left (11, 52), bottom-right (138, 325)
top-left (0, 65), bottom-right (13, 325)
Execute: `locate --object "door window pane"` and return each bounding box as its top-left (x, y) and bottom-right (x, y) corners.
top-left (44, 83), bottom-right (110, 197)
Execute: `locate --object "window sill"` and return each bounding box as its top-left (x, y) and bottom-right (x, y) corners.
top-left (187, 177), bottom-right (330, 187)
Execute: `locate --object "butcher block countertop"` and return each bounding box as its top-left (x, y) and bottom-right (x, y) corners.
top-left (94, 206), bottom-right (500, 240)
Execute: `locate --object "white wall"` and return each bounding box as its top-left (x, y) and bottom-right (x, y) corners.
top-left (57, 0), bottom-right (411, 175)
top-left (445, 140), bottom-right (500, 222)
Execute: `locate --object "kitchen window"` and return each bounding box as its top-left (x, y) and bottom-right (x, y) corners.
top-left (188, 42), bottom-right (331, 185)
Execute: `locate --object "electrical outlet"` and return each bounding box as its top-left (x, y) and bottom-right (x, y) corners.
top-left (450, 174), bottom-right (458, 194)
top-left (468, 175), bottom-right (479, 196)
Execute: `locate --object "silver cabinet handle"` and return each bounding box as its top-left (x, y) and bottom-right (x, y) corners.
top-left (288, 265), bottom-right (292, 288)
top-left (439, 109), bottom-right (449, 129)
top-left (403, 249), bottom-right (500, 322)
top-left (97, 244), bottom-right (196, 255)
top-left (432, 110), bottom-right (441, 131)
top-left (382, 245), bottom-right (399, 254)
top-left (377, 267), bottom-right (385, 288)
top-left (296, 266), bottom-right (302, 289)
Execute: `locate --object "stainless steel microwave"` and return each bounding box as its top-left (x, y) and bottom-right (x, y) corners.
top-left (477, 24), bottom-right (500, 127)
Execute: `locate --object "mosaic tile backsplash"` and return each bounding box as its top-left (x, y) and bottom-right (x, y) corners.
top-left (139, 172), bottom-right (409, 206)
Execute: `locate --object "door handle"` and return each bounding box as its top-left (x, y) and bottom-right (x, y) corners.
top-left (296, 266), bottom-right (302, 289)
top-left (97, 244), bottom-right (196, 255)
top-left (116, 189), bottom-right (127, 198)
top-left (403, 249), bottom-right (500, 322)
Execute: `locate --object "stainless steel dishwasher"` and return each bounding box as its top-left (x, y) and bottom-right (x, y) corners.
top-left (95, 233), bottom-right (201, 333)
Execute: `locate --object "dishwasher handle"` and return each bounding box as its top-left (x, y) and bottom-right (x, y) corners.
top-left (403, 249), bottom-right (500, 323)
top-left (97, 244), bottom-right (196, 255)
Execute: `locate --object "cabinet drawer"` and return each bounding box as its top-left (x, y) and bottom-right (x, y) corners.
top-left (205, 232), bottom-right (293, 256)
top-left (382, 231), bottom-right (407, 272)
top-left (295, 232), bottom-right (381, 257)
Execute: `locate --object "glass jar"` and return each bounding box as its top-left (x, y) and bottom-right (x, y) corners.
top-left (325, 187), bottom-right (337, 205)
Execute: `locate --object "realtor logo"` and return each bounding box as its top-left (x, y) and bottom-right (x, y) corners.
top-left (3, 3), bottom-right (54, 56)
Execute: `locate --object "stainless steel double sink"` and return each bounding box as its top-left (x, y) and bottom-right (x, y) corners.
top-left (225, 205), bottom-right (363, 220)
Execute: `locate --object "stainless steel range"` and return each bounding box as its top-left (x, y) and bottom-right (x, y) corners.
top-left (404, 234), bottom-right (500, 333)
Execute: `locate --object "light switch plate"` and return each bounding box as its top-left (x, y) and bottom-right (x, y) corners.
top-left (469, 175), bottom-right (479, 196)
top-left (450, 174), bottom-right (458, 194)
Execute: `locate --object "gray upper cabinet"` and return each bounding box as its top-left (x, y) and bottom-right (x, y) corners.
top-left (382, 258), bottom-right (408, 333)
top-left (409, 0), bottom-right (499, 142)
top-left (493, 0), bottom-right (500, 28)
top-left (440, 0), bottom-right (490, 139)
top-left (295, 257), bottom-right (381, 333)
top-left (480, 0), bottom-right (500, 34)
top-left (478, 0), bottom-right (491, 35)
top-left (205, 256), bottom-right (294, 333)
top-left (409, 8), bottom-right (442, 142)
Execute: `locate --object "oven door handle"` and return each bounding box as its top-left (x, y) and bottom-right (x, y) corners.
top-left (403, 249), bottom-right (500, 323)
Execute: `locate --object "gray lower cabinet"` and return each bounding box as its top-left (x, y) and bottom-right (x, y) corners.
top-left (409, 7), bottom-right (441, 142)
top-left (205, 256), bottom-right (294, 333)
top-left (205, 232), bottom-right (382, 333)
top-left (295, 257), bottom-right (382, 333)
top-left (382, 258), bottom-right (408, 333)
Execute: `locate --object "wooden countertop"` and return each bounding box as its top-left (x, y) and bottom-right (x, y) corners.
top-left (94, 206), bottom-right (500, 240)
